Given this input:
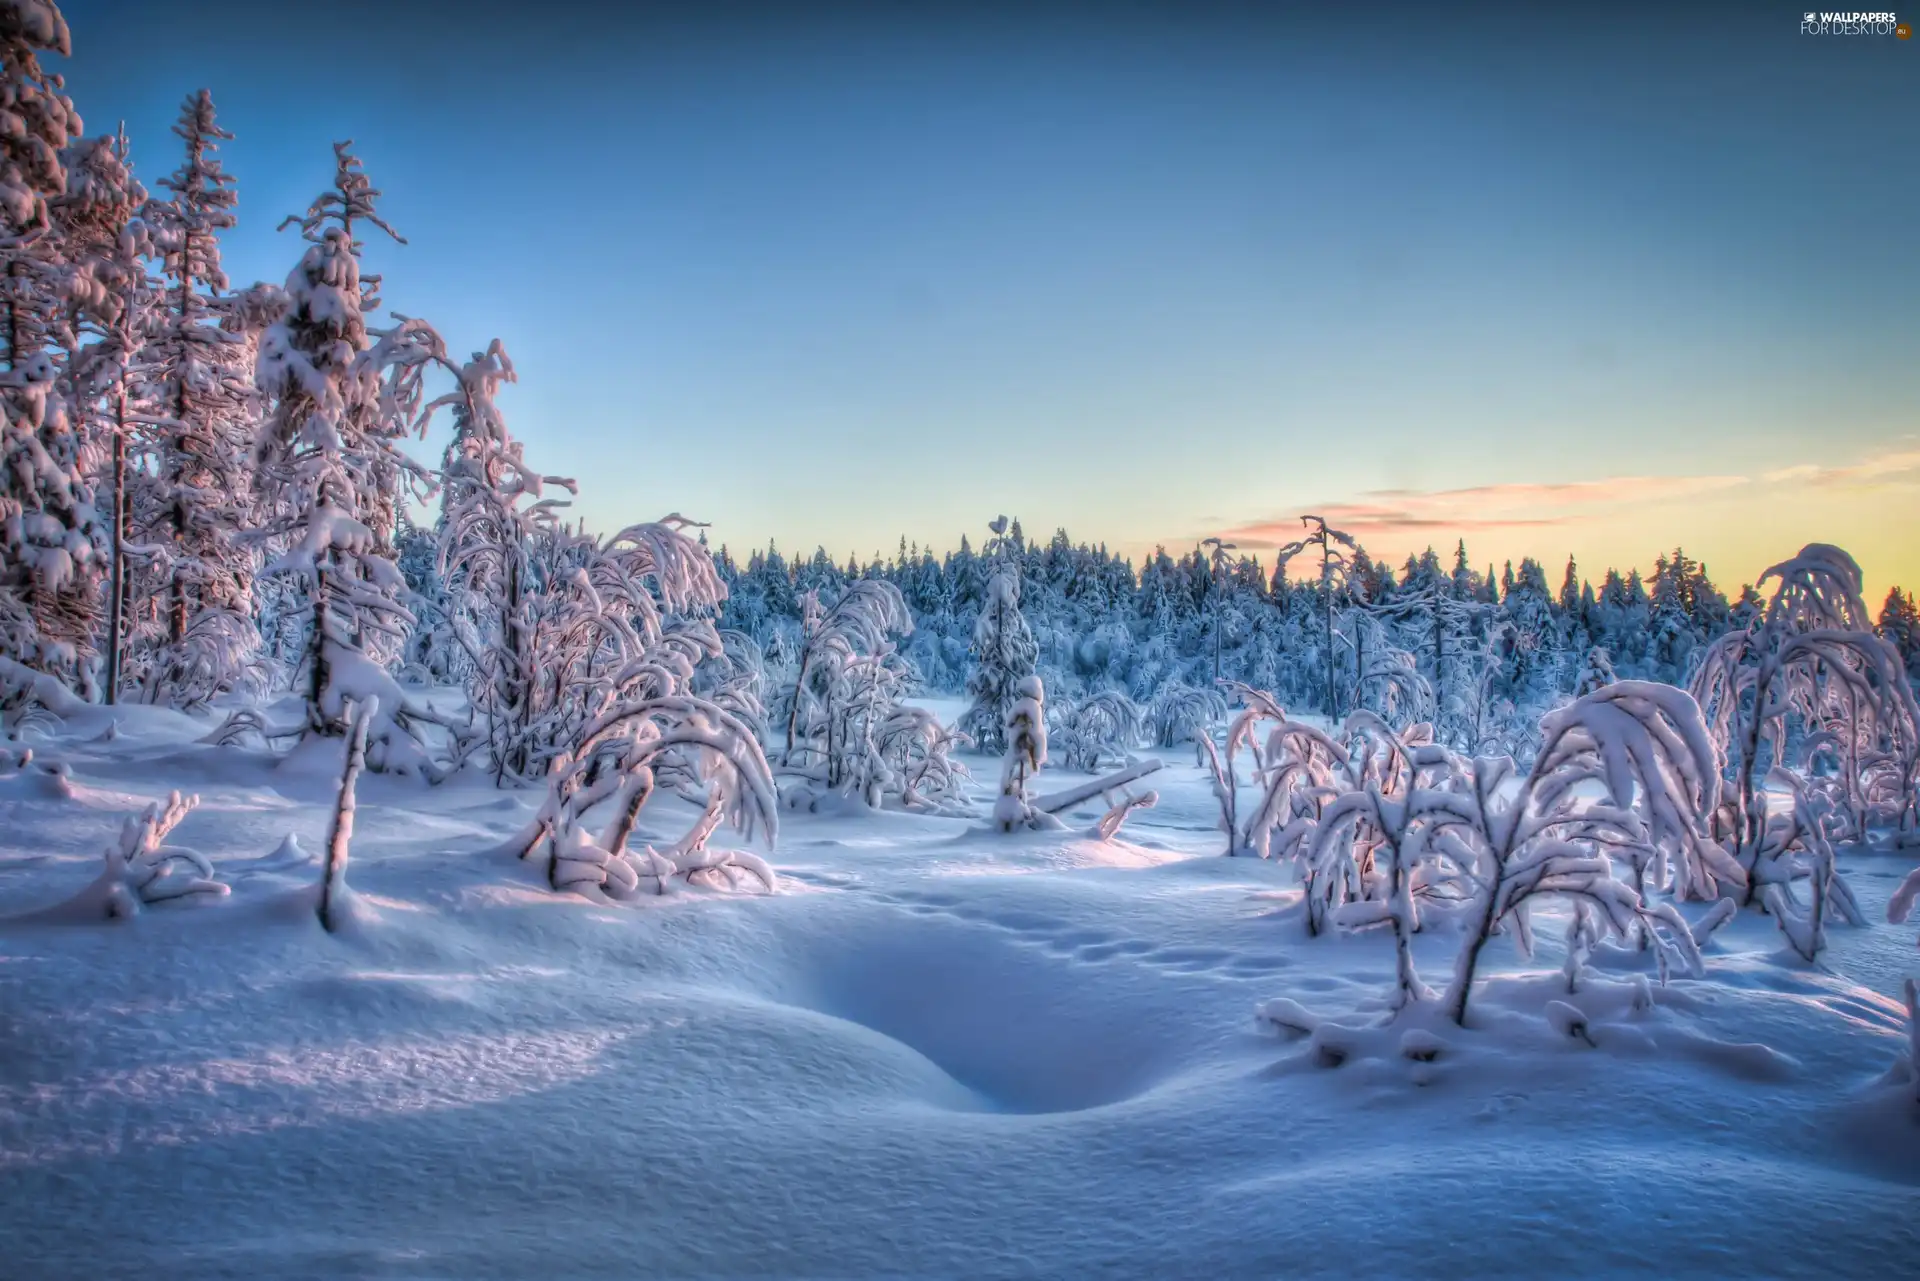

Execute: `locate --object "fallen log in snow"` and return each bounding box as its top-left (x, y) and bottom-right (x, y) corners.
top-left (1034, 758), bottom-right (1164, 815)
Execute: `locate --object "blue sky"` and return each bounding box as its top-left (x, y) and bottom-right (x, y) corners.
top-left (57, 1), bottom-right (1920, 596)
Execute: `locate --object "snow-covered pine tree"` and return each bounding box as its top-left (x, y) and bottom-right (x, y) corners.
top-left (130, 89), bottom-right (259, 705)
top-left (1277, 515), bottom-right (1358, 716)
top-left (251, 142), bottom-right (447, 768)
top-left (962, 516), bottom-right (1038, 754)
top-left (431, 339), bottom-right (578, 780)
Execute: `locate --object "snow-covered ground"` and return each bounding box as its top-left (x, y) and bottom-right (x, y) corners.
top-left (2, 701), bottom-right (1916, 1280)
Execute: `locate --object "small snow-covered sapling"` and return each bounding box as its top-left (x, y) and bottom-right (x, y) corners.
top-left (317, 702), bottom-right (371, 933)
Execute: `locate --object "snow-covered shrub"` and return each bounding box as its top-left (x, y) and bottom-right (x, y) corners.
top-left (872, 704), bottom-right (972, 814)
top-left (1231, 695), bottom-right (1356, 881)
top-left (0, 652), bottom-right (91, 739)
top-left (16, 790), bottom-right (228, 922)
top-left (773, 579), bottom-right (970, 813)
top-left (1690, 545), bottom-right (1920, 901)
top-left (1433, 682), bottom-right (1719, 1025)
top-left (1903, 980), bottom-right (1920, 1106)
top-left (1303, 716), bottom-right (1460, 1012)
top-left (1746, 782), bottom-right (1867, 961)
top-left (511, 695), bottom-right (778, 901)
top-left (1147, 680), bottom-right (1226, 755)
top-left (1049, 688), bottom-right (1143, 772)
top-left (777, 579), bottom-right (911, 767)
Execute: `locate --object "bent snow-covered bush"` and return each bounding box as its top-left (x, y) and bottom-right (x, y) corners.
top-left (13, 789), bottom-right (228, 922)
top-left (512, 696), bottom-right (778, 901)
top-left (1690, 544), bottom-right (1920, 900)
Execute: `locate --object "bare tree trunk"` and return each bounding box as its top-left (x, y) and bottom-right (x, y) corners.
top-left (105, 385), bottom-right (128, 705)
top-left (308, 565), bottom-right (332, 734)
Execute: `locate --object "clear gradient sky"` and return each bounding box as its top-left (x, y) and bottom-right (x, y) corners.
top-left (58, 1), bottom-right (1920, 599)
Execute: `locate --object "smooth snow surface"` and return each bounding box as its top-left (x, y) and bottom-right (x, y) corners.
top-left (2, 700), bottom-right (1917, 1279)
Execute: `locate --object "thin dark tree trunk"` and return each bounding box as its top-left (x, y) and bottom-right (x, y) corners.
top-left (168, 237), bottom-right (194, 646)
top-left (105, 384), bottom-right (128, 704)
top-left (308, 563), bottom-right (332, 733)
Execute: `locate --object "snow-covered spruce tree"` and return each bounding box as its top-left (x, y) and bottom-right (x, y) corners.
top-left (1689, 544), bottom-right (1920, 902)
top-left (431, 339), bottom-right (578, 781)
top-left (962, 519), bottom-right (1038, 755)
top-left (45, 129), bottom-right (152, 704)
top-left (129, 89), bottom-right (260, 706)
top-left (0, 3), bottom-right (93, 690)
top-left (1370, 583), bottom-right (1493, 751)
top-left (1434, 682), bottom-right (1721, 1026)
top-left (41, 128), bottom-right (152, 699)
top-left (1573, 645), bottom-right (1617, 696)
top-left (0, 351), bottom-right (103, 686)
top-left (249, 143), bottom-right (450, 770)
top-left (0, 1), bottom-right (77, 381)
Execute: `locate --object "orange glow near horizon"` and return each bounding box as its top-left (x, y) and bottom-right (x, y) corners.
top-left (1157, 440), bottom-right (1919, 606)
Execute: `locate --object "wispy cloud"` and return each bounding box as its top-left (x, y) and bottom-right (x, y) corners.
top-left (1763, 445), bottom-right (1920, 489)
top-left (1220, 474), bottom-right (1747, 548)
top-left (1215, 439), bottom-right (1919, 556)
